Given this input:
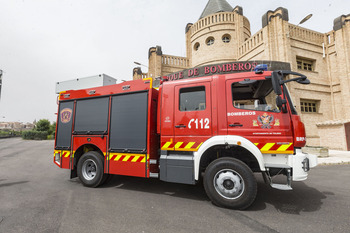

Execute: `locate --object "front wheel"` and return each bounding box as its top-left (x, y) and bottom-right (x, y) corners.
top-left (77, 151), bottom-right (105, 187)
top-left (203, 158), bottom-right (257, 210)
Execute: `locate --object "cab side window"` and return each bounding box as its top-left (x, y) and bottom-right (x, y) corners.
top-left (179, 86), bottom-right (206, 111)
top-left (232, 80), bottom-right (279, 112)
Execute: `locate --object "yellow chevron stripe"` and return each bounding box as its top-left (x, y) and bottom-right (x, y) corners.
top-left (131, 156), bottom-right (140, 162)
top-left (123, 155), bottom-right (131, 162)
top-left (185, 142), bottom-right (195, 149)
top-left (108, 153), bottom-right (147, 163)
top-left (261, 143), bottom-right (275, 152)
top-left (64, 152), bottom-right (70, 158)
top-left (162, 141), bottom-right (173, 149)
top-left (171, 142), bottom-right (204, 151)
top-left (277, 143), bottom-right (293, 151)
top-left (175, 142), bottom-right (183, 149)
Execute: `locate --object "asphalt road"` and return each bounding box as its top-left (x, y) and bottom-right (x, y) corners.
top-left (0, 138), bottom-right (349, 233)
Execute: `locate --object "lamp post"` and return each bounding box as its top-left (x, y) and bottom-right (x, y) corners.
top-left (287, 14), bottom-right (313, 37)
top-left (134, 61), bottom-right (148, 68)
top-left (298, 14), bottom-right (313, 25)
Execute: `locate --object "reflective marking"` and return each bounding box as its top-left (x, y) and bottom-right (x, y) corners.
top-left (185, 142), bottom-right (195, 149)
top-left (123, 155), bottom-right (131, 162)
top-left (261, 143), bottom-right (275, 152)
top-left (175, 142), bottom-right (183, 149)
top-left (108, 153), bottom-right (147, 163)
top-left (277, 143), bottom-right (293, 151)
top-left (162, 141), bottom-right (173, 149)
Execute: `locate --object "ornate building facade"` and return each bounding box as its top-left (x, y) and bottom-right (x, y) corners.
top-left (133, 0), bottom-right (350, 150)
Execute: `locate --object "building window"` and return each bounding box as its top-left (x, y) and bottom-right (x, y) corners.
top-left (206, 37), bottom-right (215, 46)
top-left (297, 58), bottom-right (314, 71)
top-left (179, 86), bottom-right (206, 111)
top-left (194, 42), bottom-right (200, 51)
top-left (300, 100), bottom-right (318, 113)
top-left (222, 34), bottom-right (231, 43)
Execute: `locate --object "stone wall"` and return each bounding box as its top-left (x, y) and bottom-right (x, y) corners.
top-left (317, 121), bottom-right (350, 150)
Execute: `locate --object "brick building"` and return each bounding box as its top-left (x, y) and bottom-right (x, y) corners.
top-left (133, 0), bottom-right (350, 150)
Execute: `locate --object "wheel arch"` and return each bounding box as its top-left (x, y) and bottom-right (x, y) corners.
top-left (71, 144), bottom-right (104, 178)
top-left (193, 135), bottom-right (265, 180)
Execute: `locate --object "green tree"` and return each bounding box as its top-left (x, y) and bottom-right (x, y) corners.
top-left (36, 119), bottom-right (50, 132)
top-left (49, 122), bottom-right (56, 135)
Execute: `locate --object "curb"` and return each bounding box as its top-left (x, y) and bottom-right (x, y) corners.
top-left (318, 161), bottom-right (350, 166)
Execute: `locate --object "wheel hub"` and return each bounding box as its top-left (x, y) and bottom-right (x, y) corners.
top-left (214, 169), bottom-right (244, 199)
top-left (223, 179), bottom-right (234, 190)
top-left (82, 159), bottom-right (97, 181)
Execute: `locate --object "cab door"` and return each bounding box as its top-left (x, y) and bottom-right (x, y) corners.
top-left (173, 82), bottom-right (212, 151)
top-left (226, 79), bottom-right (294, 154)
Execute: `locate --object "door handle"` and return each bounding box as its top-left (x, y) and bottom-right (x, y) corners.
top-left (175, 124), bottom-right (186, 128)
top-left (229, 123), bottom-right (243, 127)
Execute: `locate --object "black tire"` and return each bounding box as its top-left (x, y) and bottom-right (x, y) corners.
top-left (203, 157), bottom-right (257, 210)
top-left (100, 174), bottom-right (113, 185)
top-left (77, 151), bottom-right (105, 188)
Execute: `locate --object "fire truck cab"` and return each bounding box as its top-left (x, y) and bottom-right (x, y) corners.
top-left (54, 67), bottom-right (317, 209)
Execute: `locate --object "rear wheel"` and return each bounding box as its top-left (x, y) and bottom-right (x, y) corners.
top-left (204, 157), bottom-right (257, 210)
top-left (77, 151), bottom-right (105, 187)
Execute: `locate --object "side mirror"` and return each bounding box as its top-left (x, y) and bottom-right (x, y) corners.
top-left (271, 71), bottom-right (282, 95)
top-left (296, 79), bottom-right (310, 84)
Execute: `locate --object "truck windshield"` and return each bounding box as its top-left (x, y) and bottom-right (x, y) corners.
top-left (231, 79), bottom-right (280, 112)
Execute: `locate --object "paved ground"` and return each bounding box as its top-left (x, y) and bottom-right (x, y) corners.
top-left (0, 138), bottom-right (349, 233)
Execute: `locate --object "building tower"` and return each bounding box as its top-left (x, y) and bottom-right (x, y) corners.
top-left (186, 0), bottom-right (250, 67)
top-left (136, 0), bottom-right (250, 80)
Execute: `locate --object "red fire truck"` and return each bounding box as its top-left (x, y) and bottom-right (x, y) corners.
top-left (54, 64), bottom-right (317, 209)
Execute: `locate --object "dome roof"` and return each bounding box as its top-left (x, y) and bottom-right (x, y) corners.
top-left (199, 0), bottom-right (234, 19)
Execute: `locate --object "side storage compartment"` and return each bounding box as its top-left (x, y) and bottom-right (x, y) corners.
top-left (108, 91), bottom-right (149, 177)
top-left (159, 151), bottom-right (195, 185)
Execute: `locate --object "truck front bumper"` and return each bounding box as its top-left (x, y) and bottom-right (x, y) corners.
top-left (290, 149), bottom-right (318, 181)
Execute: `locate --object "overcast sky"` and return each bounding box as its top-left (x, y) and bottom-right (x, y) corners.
top-left (0, 0), bottom-right (349, 123)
